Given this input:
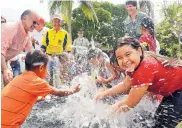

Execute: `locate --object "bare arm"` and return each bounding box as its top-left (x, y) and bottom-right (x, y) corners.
top-left (95, 76), bottom-right (131, 101)
top-left (104, 61), bottom-right (117, 83)
top-left (121, 85), bottom-right (149, 107)
top-left (50, 88), bottom-right (74, 96)
top-left (1, 54), bottom-right (7, 73)
top-left (50, 84), bottom-right (80, 97)
top-left (103, 75), bottom-right (131, 96)
top-left (112, 84), bottom-right (150, 113)
top-left (1, 54), bottom-right (13, 85)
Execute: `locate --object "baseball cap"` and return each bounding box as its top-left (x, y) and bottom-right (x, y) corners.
top-left (52, 14), bottom-right (64, 21)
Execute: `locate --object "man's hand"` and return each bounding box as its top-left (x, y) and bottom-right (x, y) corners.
top-left (3, 69), bottom-right (13, 85)
top-left (31, 38), bottom-right (39, 45)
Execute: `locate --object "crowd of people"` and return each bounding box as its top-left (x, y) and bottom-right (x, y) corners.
top-left (1, 0), bottom-right (182, 128)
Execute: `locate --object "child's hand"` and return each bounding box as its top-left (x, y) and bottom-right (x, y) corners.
top-left (37, 96), bottom-right (45, 102)
top-left (112, 103), bottom-right (130, 114)
top-left (96, 76), bottom-right (106, 83)
top-left (95, 91), bottom-right (106, 103)
top-left (71, 84), bottom-right (81, 93)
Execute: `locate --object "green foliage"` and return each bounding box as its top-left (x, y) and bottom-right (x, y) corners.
top-left (72, 2), bottom-right (128, 48)
top-left (156, 3), bottom-right (182, 58)
top-left (95, 8), bottom-right (112, 23)
top-left (45, 22), bottom-right (53, 29)
top-left (48, 1), bottom-right (98, 36)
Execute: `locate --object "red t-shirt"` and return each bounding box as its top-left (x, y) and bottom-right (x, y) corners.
top-left (139, 34), bottom-right (156, 52)
top-left (126, 56), bottom-right (182, 97)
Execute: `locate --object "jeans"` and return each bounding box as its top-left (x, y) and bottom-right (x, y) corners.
top-left (47, 55), bottom-right (61, 87)
top-left (10, 60), bottom-right (21, 77)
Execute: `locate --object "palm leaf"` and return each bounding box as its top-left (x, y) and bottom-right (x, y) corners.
top-left (79, 1), bottom-right (98, 23)
top-left (48, 1), bottom-right (62, 17)
top-left (60, 1), bottom-right (73, 24)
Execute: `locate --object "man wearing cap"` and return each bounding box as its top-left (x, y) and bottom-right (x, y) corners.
top-left (124, 0), bottom-right (148, 39)
top-left (31, 17), bottom-right (49, 50)
top-left (41, 14), bottom-right (72, 86)
top-left (1, 9), bottom-right (39, 87)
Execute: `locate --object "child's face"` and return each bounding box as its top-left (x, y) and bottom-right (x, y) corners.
top-left (115, 45), bottom-right (142, 72)
top-left (89, 57), bottom-right (99, 66)
top-left (98, 56), bottom-right (104, 63)
top-left (140, 26), bottom-right (146, 35)
top-left (112, 62), bottom-right (123, 72)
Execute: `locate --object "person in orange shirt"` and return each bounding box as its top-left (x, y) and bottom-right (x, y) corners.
top-left (1, 50), bottom-right (81, 128)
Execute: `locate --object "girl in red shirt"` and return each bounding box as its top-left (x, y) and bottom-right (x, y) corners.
top-left (139, 17), bottom-right (157, 52)
top-left (95, 36), bottom-right (182, 127)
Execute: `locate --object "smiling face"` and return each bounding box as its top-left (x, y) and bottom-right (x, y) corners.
top-left (78, 32), bottom-right (83, 38)
top-left (115, 45), bottom-right (142, 72)
top-left (52, 18), bottom-right (63, 31)
top-left (126, 4), bottom-right (137, 16)
top-left (22, 12), bottom-right (39, 32)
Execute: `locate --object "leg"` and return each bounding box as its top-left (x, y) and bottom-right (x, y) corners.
top-left (47, 56), bottom-right (54, 86)
top-left (53, 56), bottom-right (61, 88)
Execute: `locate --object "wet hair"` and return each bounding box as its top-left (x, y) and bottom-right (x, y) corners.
top-left (126, 0), bottom-right (137, 7)
top-left (110, 54), bottom-right (117, 65)
top-left (58, 52), bottom-right (69, 63)
top-left (159, 49), bottom-right (169, 56)
top-left (25, 50), bottom-right (48, 71)
top-left (78, 30), bottom-right (84, 34)
top-left (145, 51), bottom-right (182, 68)
top-left (87, 48), bottom-right (103, 60)
top-left (115, 36), bottom-right (144, 59)
top-left (21, 10), bottom-right (32, 20)
top-left (141, 17), bottom-right (155, 38)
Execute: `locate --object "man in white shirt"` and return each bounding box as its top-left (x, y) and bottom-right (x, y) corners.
top-left (73, 30), bottom-right (90, 54)
top-left (31, 17), bottom-right (49, 50)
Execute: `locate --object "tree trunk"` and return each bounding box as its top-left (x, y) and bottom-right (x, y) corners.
top-left (139, 0), bottom-right (154, 19)
top-left (68, 9), bottom-right (72, 42)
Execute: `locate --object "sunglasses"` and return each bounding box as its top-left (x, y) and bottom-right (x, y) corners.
top-left (33, 21), bottom-right (39, 26)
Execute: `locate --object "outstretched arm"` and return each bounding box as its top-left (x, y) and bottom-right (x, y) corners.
top-left (95, 75), bottom-right (131, 102)
top-left (50, 84), bottom-right (81, 97)
top-left (113, 84), bottom-right (150, 113)
top-left (97, 61), bottom-right (116, 84)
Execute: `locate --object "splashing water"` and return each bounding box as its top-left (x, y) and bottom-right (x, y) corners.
top-left (22, 73), bottom-right (159, 128)
top-left (23, 39), bottom-right (160, 128)
top-left (90, 36), bottom-right (95, 49)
